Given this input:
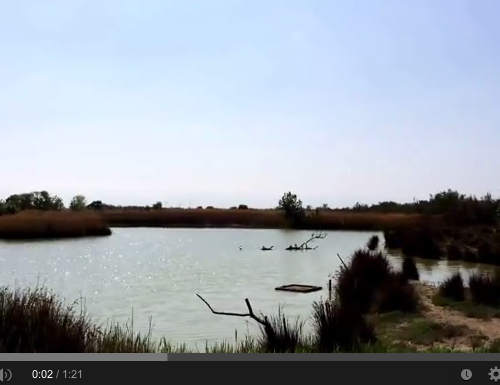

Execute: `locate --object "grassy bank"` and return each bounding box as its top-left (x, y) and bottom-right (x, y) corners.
top-left (0, 210), bottom-right (112, 240)
top-left (3, 240), bottom-right (500, 353)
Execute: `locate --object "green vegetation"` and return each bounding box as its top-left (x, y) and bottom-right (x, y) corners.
top-left (434, 269), bottom-right (500, 320)
top-left (277, 191), bottom-right (305, 227)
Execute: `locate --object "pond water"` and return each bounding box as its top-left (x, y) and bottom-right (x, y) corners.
top-left (0, 228), bottom-right (494, 349)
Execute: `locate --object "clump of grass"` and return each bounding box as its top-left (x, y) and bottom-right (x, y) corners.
top-left (468, 271), bottom-right (500, 306)
top-left (366, 235), bottom-right (380, 251)
top-left (257, 308), bottom-right (304, 352)
top-left (0, 286), bottom-right (156, 352)
top-left (402, 256), bottom-right (420, 281)
top-left (311, 299), bottom-right (376, 352)
top-left (0, 210), bottom-right (111, 240)
top-left (438, 271), bottom-right (465, 302)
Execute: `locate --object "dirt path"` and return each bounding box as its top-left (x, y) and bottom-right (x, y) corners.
top-left (408, 282), bottom-right (500, 350)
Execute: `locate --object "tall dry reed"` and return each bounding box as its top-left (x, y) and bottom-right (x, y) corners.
top-left (0, 210), bottom-right (111, 240)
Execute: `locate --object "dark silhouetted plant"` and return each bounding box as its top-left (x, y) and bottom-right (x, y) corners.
top-left (439, 272), bottom-right (465, 302)
top-left (402, 257), bottom-right (420, 281)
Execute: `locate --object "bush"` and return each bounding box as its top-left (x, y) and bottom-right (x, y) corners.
top-left (468, 271), bottom-right (500, 306)
top-left (401, 227), bottom-right (442, 259)
top-left (402, 256), bottom-right (420, 281)
top-left (238, 204), bottom-right (249, 210)
top-left (366, 235), bottom-right (380, 251)
top-left (439, 272), bottom-right (465, 302)
top-left (311, 299), bottom-right (376, 352)
top-left (377, 273), bottom-right (419, 313)
top-left (335, 249), bottom-right (392, 313)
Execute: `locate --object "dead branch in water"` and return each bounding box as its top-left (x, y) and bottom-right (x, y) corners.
top-left (196, 294), bottom-right (269, 327)
top-left (336, 253), bottom-right (348, 269)
top-left (286, 231), bottom-right (327, 250)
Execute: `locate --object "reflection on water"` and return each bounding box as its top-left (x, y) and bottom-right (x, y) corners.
top-left (0, 228), bottom-right (494, 348)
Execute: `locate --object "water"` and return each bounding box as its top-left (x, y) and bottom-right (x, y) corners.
top-left (0, 228), bottom-right (494, 349)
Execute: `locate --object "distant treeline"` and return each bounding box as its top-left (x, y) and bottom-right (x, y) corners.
top-left (334, 190), bottom-right (500, 226)
top-left (0, 189), bottom-right (498, 227)
top-left (0, 191), bottom-right (251, 214)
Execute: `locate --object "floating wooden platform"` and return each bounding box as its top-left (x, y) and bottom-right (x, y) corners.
top-left (275, 284), bottom-right (323, 293)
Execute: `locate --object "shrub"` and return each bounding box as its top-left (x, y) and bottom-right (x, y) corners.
top-left (439, 272), bottom-right (465, 302)
top-left (311, 299), bottom-right (376, 352)
top-left (335, 249), bottom-right (392, 313)
top-left (377, 273), bottom-right (419, 313)
top-left (401, 227), bottom-right (442, 260)
top-left (468, 271), bottom-right (500, 306)
top-left (402, 256), bottom-right (420, 281)
top-left (238, 204), bottom-right (249, 210)
top-left (366, 235), bottom-right (380, 251)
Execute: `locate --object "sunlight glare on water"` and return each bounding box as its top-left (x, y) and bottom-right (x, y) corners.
top-left (0, 228), bottom-right (494, 348)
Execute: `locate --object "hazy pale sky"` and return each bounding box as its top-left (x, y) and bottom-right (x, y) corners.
top-left (1, 0), bottom-right (499, 208)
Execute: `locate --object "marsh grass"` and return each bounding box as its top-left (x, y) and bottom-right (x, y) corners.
top-left (310, 299), bottom-right (376, 352)
top-left (0, 211), bottom-right (111, 240)
top-left (432, 295), bottom-right (500, 320)
top-left (257, 308), bottom-right (305, 352)
top-left (102, 209), bottom-right (426, 231)
top-left (0, 287), bottom-right (155, 352)
top-left (438, 272), bottom-right (466, 302)
top-left (468, 270), bottom-right (500, 306)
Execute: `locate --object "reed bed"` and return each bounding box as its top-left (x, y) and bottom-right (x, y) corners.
top-left (102, 208), bottom-right (428, 231)
top-left (0, 210), bottom-right (111, 240)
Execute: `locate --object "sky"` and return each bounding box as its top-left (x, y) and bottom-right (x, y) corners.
top-left (1, 0), bottom-right (499, 208)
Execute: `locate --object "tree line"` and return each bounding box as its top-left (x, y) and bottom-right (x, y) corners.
top-left (0, 191), bottom-right (89, 214)
top-left (0, 191), bottom-right (251, 215)
top-left (278, 189), bottom-right (500, 227)
top-left (1, 189), bottom-right (499, 227)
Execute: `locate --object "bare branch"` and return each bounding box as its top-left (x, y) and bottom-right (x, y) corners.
top-left (286, 231), bottom-right (327, 250)
top-left (196, 294), bottom-right (268, 326)
top-left (336, 253), bottom-right (348, 269)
